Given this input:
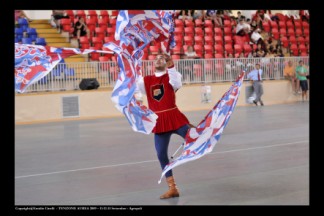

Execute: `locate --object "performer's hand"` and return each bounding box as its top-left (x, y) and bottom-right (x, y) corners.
top-left (164, 54), bottom-right (174, 68)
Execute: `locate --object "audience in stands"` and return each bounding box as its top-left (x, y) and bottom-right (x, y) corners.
top-left (73, 16), bottom-right (90, 39)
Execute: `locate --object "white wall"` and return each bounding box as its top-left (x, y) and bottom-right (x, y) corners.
top-left (24, 10), bottom-right (52, 20)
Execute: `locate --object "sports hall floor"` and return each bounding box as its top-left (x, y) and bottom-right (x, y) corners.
top-left (15, 102), bottom-right (309, 205)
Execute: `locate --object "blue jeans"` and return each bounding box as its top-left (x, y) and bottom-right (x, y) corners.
top-left (154, 124), bottom-right (190, 178)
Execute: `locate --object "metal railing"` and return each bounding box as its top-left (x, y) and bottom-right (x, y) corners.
top-left (17, 56), bottom-right (309, 93)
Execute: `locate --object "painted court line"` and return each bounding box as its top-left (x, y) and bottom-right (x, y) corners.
top-left (15, 140), bottom-right (308, 179)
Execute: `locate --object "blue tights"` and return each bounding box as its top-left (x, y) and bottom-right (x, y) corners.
top-left (154, 124), bottom-right (190, 178)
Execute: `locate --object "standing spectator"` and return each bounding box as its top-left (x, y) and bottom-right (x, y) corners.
top-left (295, 60), bottom-right (308, 100)
top-left (247, 63), bottom-right (264, 106)
top-left (135, 54), bottom-right (193, 199)
top-left (73, 16), bottom-right (90, 39)
top-left (284, 60), bottom-right (298, 94)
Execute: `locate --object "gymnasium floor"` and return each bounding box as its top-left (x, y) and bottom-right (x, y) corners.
top-left (15, 102), bottom-right (309, 205)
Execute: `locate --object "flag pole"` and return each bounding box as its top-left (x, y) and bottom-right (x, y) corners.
top-left (170, 142), bottom-right (184, 160)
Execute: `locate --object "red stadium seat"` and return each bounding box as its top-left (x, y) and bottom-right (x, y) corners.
top-left (204, 20), bottom-right (213, 28)
top-left (234, 44), bottom-right (243, 55)
top-left (194, 35), bottom-right (204, 45)
top-left (214, 44), bottom-right (223, 53)
top-left (79, 36), bottom-right (90, 49)
top-left (214, 35), bottom-right (223, 45)
top-left (87, 10), bottom-right (98, 23)
top-left (204, 35), bottom-right (213, 45)
top-left (243, 44), bottom-right (252, 54)
top-left (99, 10), bottom-right (109, 23)
top-left (194, 18), bottom-right (203, 27)
top-left (262, 21), bottom-right (270, 32)
top-left (224, 44), bottom-right (233, 54)
top-left (184, 36), bottom-right (194, 46)
top-left (174, 27), bottom-right (183, 37)
top-left (280, 36), bottom-right (289, 48)
top-left (271, 28), bottom-right (279, 40)
top-left (204, 44), bottom-right (214, 54)
top-left (204, 27), bottom-right (213, 37)
top-left (290, 44), bottom-right (298, 56)
top-left (194, 27), bottom-right (204, 37)
top-left (174, 19), bottom-right (184, 28)
top-left (184, 27), bottom-right (194, 37)
top-left (214, 27), bottom-right (222, 36)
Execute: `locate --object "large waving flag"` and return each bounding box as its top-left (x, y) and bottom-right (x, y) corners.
top-left (104, 10), bottom-right (175, 134)
top-left (158, 71), bottom-right (246, 183)
top-left (15, 43), bottom-right (111, 93)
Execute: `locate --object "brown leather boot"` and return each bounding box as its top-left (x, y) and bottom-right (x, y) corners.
top-left (159, 176), bottom-right (180, 199)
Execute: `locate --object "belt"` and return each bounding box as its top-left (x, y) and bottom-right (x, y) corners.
top-left (154, 107), bottom-right (178, 114)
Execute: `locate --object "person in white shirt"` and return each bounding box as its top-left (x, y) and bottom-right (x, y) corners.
top-left (247, 63), bottom-right (264, 106)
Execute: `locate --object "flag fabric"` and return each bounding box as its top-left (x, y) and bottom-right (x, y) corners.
top-left (14, 43), bottom-right (102, 93)
top-left (104, 10), bottom-right (175, 134)
top-left (158, 71), bottom-right (246, 183)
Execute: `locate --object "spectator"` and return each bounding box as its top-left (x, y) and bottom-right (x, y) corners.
top-left (284, 60), bottom-right (298, 94)
top-left (214, 11), bottom-right (224, 27)
top-left (295, 60), bottom-right (308, 100)
top-left (178, 10), bottom-right (194, 21)
top-left (15, 10), bottom-right (32, 23)
top-left (183, 45), bottom-right (199, 59)
top-left (193, 10), bottom-right (205, 20)
top-left (73, 16), bottom-right (90, 39)
top-left (181, 45), bottom-right (199, 81)
top-left (52, 10), bottom-right (70, 28)
top-left (205, 10), bottom-right (217, 23)
top-left (256, 44), bottom-right (266, 58)
top-left (236, 11), bottom-right (243, 22)
top-left (247, 63), bottom-right (264, 106)
top-left (236, 18), bottom-right (250, 36)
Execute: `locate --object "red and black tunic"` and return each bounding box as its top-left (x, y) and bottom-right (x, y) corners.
top-left (144, 73), bottom-right (189, 133)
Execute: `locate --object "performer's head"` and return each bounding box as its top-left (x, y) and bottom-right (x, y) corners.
top-left (154, 54), bottom-right (167, 71)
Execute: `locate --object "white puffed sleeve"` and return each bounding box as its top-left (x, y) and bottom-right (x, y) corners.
top-left (167, 66), bottom-right (182, 91)
top-left (135, 76), bottom-right (146, 95)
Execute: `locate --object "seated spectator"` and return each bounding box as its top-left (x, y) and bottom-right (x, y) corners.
top-left (250, 28), bottom-right (263, 44)
top-left (205, 10), bottom-right (217, 23)
top-left (214, 11), bottom-right (224, 27)
top-left (193, 10), bottom-right (205, 20)
top-left (252, 11), bottom-right (263, 30)
top-left (255, 43), bottom-right (266, 57)
top-left (73, 16), bottom-right (90, 39)
top-left (183, 45), bottom-right (199, 59)
top-left (178, 10), bottom-right (194, 21)
top-left (236, 18), bottom-right (250, 36)
top-left (52, 10), bottom-right (70, 28)
top-left (15, 10), bottom-right (32, 23)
